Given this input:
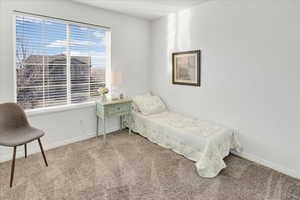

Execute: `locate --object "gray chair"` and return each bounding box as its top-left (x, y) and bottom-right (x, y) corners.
top-left (0, 103), bottom-right (48, 187)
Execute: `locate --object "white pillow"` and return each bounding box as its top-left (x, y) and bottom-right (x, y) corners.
top-left (133, 95), bottom-right (166, 115)
top-left (131, 93), bottom-right (152, 112)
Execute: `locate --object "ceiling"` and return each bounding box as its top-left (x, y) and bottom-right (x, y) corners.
top-left (72, 0), bottom-right (211, 20)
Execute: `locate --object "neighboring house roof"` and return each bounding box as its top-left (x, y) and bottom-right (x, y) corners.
top-left (24, 54), bottom-right (90, 65)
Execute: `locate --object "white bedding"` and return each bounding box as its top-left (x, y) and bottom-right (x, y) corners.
top-left (131, 111), bottom-right (241, 178)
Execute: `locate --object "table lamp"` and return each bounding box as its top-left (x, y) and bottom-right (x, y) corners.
top-left (111, 71), bottom-right (123, 100)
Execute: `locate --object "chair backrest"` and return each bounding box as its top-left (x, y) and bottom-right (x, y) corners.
top-left (0, 103), bottom-right (30, 133)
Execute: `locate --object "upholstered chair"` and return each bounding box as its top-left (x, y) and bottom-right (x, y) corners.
top-left (0, 103), bottom-right (48, 187)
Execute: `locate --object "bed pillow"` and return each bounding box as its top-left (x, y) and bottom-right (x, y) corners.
top-left (133, 95), bottom-right (166, 115)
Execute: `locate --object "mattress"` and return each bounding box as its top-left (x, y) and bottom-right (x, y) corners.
top-left (131, 111), bottom-right (241, 178)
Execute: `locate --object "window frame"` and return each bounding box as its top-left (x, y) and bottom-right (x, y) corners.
top-left (13, 14), bottom-right (111, 114)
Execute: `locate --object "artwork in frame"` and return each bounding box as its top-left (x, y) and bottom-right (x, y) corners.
top-left (172, 50), bottom-right (201, 86)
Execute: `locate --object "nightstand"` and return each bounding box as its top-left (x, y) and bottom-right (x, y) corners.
top-left (96, 98), bottom-right (132, 143)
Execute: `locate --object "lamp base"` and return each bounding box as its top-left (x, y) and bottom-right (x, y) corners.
top-left (111, 87), bottom-right (123, 100)
top-left (101, 95), bottom-right (107, 103)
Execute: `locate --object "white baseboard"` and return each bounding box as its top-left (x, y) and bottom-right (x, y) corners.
top-left (0, 126), bottom-right (119, 163)
top-left (231, 151), bottom-right (300, 179)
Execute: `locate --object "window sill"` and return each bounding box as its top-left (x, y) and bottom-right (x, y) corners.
top-left (25, 101), bottom-right (96, 117)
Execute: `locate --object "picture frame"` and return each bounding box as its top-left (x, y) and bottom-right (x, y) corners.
top-left (172, 50), bottom-right (201, 87)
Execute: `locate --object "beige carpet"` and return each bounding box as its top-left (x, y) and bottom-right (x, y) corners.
top-left (0, 130), bottom-right (299, 200)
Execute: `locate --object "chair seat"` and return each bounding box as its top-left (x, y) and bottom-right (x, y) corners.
top-left (0, 127), bottom-right (44, 147)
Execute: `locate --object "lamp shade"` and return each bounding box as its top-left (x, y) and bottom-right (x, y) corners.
top-left (111, 71), bottom-right (122, 86)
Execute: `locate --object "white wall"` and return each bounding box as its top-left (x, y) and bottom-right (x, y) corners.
top-left (0, 0), bottom-right (151, 161)
top-left (151, 0), bottom-right (300, 178)
top-left (0, 0), bottom-right (5, 101)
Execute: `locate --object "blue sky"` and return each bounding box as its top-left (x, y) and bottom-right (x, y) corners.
top-left (16, 16), bottom-right (107, 68)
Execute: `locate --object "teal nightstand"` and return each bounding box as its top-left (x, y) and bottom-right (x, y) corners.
top-left (96, 98), bottom-right (132, 143)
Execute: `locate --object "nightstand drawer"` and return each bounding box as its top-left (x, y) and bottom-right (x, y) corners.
top-left (106, 103), bottom-right (131, 116)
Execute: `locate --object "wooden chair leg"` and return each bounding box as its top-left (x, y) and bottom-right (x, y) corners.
top-left (24, 144), bottom-right (27, 159)
top-left (10, 146), bottom-right (17, 188)
top-left (38, 139), bottom-right (48, 167)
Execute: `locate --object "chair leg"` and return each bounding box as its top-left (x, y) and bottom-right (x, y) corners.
top-left (10, 146), bottom-right (17, 188)
top-left (38, 138), bottom-right (48, 167)
top-left (24, 144), bottom-right (27, 159)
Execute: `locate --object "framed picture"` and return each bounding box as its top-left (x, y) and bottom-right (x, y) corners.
top-left (172, 50), bottom-right (201, 86)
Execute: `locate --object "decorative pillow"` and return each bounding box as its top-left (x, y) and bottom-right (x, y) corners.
top-left (133, 95), bottom-right (166, 115)
top-left (131, 93), bottom-right (152, 112)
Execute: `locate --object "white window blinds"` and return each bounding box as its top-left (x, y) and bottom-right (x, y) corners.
top-left (16, 15), bottom-right (109, 110)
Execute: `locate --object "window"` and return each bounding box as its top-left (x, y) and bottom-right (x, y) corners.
top-left (15, 15), bottom-right (110, 110)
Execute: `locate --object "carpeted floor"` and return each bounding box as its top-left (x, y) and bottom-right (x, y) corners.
top-left (0, 130), bottom-right (299, 200)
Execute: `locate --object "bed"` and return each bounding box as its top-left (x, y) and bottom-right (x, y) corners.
top-left (130, 94), bottom-right (241, 178)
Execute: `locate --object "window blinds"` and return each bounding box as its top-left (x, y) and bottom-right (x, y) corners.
top-left (16, 15), bottom-right (109, 110)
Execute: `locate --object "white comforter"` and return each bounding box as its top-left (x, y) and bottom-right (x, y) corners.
top-left (131, 111), bottom-right (241, 178)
